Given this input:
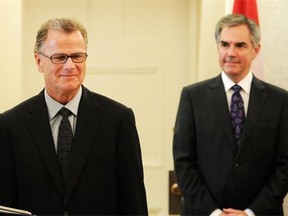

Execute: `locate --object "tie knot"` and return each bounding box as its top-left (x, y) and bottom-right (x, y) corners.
top-left (58, 107), bottom-right (72, 117)
top-left (231, 84), bottom-right (242, 92)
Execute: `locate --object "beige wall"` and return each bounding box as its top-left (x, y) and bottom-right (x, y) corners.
top-left (185, 0), bottom-right (225, 85)
top-left (0, 0), bottom-right (23, 111)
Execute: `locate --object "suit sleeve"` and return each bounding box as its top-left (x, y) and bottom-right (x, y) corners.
top-left (173, 87), bottom-right (219, 214)
top-left (0, 114), bottom-right (18, 208)
top-left (248, 93), bottom-right (288, 214)
top-left (117, 108), bottom-right (148, 215)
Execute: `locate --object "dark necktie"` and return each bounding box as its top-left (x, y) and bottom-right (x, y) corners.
top-left (230, 84), bottom-right (245, 149)
top-left (57, 107), bottom-right (73, 184)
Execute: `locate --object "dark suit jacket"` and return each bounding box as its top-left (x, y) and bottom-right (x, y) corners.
top-left (173, 75), bottom-right (288, 215)
top-left (0, 86), bottom-right (148, 215)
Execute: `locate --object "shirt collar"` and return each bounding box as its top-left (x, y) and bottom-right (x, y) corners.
top-left (221, 71), bottom-right (253, 94)
top-left (45, 86), bottom-right (82, 120)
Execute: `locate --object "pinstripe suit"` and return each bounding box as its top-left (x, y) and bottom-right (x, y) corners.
top-left (173, 75), bottom-right (288, 215)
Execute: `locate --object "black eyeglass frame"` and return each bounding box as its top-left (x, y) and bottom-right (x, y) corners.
top-left (38, 52), bottom-right (88, 64)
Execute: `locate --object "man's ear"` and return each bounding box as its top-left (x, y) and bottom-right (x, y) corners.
top-left (34, 53), bottom-right (43, 73)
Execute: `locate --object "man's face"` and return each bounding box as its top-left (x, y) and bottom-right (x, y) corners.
top-left (217, 24), bottom-right (260, 83)
top-left (35, 29), bottom-right (87, 103)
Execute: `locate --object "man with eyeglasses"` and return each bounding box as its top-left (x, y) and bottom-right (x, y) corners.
top-left (0, 17), bottom-right (148, 215)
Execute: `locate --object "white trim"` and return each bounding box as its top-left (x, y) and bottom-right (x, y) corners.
top-left (225, 0), bottom-right (234, 14)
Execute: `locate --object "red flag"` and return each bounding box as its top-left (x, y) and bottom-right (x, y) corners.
top-left (233, 0), bottom-right (259, 26)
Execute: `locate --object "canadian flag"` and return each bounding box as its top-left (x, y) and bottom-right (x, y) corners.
top-left (233, 0), bottom-right (259, 25)
top-left (233, 0), bottom-right (263, 78)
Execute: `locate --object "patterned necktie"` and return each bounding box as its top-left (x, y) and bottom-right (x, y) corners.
top-left (57, 107), bottom-right (73, 184)
top-left (230, 84), bottom-right (245, 149)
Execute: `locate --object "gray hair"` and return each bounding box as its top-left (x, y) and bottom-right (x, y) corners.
top-left (34, 17), bottom-right (88, 53)
top-left (215, 14), bottom-right (261, 47)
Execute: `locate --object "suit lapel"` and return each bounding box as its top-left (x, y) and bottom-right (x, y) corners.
top-left (237, 77), bottom-right (267, 155)
top-left (64, 87), bottom-right (102, 206)
top-left (210, 76), bottom-right (236, 153)
top-left (26, 91), bottom-right (64, 194)
top-left (25, 88), bottom-right (103, 205)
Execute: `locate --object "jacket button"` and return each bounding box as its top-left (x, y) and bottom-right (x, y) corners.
top-left (234, 163), bottom-right (240, 167)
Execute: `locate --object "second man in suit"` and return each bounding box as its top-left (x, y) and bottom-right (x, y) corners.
top-left (173, 14), bottom-right (288, 215)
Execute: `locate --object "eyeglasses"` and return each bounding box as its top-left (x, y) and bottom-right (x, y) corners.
top-left (38, 52), bottom-right (88, 64)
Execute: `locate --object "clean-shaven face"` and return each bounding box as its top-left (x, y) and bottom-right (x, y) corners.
top-left (217, 24), bottom-right (260, 83)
